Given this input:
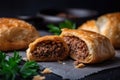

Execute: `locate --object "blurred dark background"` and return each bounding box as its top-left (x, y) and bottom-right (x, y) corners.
top-left (0, 0), bottom-right (119, 30)
top-left (0, 0), bottom-right (120, 17)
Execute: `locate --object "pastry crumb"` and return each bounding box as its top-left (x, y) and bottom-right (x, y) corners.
top-left (41, 68), bottom-right (52, 74)
top-left (22, 57), bottom-right (27, 61)
top-left (33, 75), bottom-right (45, 80)
top-left (74, 61), bottom-right (85, 68)
top-left (75, 63), bottom-right (85, 68)
top-left (58, 60), bottom-right (62, 64)
top-left (62, 62), bottom-right (66, 65)
top-left (58, 60), bottom-right (66, 64)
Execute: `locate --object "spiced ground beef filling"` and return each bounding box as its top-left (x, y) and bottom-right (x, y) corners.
top-left (63, 36), bottom-right (89, 61)
top-left (31, 40), bottom-right (65, 59)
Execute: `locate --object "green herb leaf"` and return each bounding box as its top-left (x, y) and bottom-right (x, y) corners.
top-left (47, 20), bottom-right (76, 35)
top-left (0, 51), bottom-right (40, 80)
top-left (20, 61), bottom-right (39, 78)
top-left (0, 51), bottom-right (6, 66)
top-left (12, 51), bottom-right (22, 63)
top-left (47, 24), bottom-right (61, 35)
top-left (0, 51), bottom-right (20, 80)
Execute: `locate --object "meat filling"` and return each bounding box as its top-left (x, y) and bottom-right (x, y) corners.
top-left (63, 36), bottom-right (89, 60)
top-left (32, 40), bottom-right (65, 58)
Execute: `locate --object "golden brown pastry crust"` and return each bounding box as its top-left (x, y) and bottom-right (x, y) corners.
top-left (78, 12), bottom-right (120, 48)
top-left (78, 20), bottom-right (99, 32)
top-left (96, 12), bottom-right (120, 48)
top-left (26, 35), bottom-right (69, 61)
top-left (0, 18), bottom-right (40, 51)
top-left (60, 29), bottom-right (115, 64)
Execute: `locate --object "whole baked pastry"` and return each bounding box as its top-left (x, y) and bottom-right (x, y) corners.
top-left (78, 20), bottom-right (99, 32)
top-left (60, 29), bottom-right (115, 64)
top-left (78, 12), bottom-right (120, 48)
top-left (0, 18), bottom-right (40, 51)
top-left (26, 36), bottom-right (69, 61)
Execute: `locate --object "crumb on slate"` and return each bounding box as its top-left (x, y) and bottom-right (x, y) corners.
top-left (58, 60), bottom-right (66, 65)
top-left (41, 68), bottom-right (52, 74)
top-left (33, 75), bottom-right (45, 80)
top-left (22, 57), bottom-right (27, 61)
top-left (75, 63), bottom-right (85, 68)
top-left (74, 61), bottom-right (85, 68)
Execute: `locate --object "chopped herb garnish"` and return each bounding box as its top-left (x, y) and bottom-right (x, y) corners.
top-left (47, 20), bottom-right (76, 35)
top-left (0, 51), bottom-right (39, 80)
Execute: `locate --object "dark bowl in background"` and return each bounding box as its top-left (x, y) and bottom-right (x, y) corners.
top-left (37, 9), bottom-right (66, 23)
top-left (17, 16), bottom-right (48, 30)
top-left (66, 8), bottom-right (98, 18)
top-left (17, 8), bottom-right (99, 30)
top-left (37, 8), bottom-right (99, 27)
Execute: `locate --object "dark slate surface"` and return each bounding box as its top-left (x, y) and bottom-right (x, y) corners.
top-left (7, 49), bottom-right (120, 80)
top-left (7, 31), bottom-right (120, 80)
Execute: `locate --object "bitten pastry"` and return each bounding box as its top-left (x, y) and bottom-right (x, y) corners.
top-left (26, 36), bottom-right (69, 61)
top-left (78, 12), bottom-right (120, 48)
top-left (60, 29), bottom-right (115, 64)
top-left (0, 18), bottom-right (40, 51)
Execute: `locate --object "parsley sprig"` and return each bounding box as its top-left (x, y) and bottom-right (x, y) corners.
top-left (47, 20), bottom-right (76, 35)
top-left (0, 51), bottom-right (39, 80)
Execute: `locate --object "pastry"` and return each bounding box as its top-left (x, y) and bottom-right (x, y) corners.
top-left (26, 35), bottom-right (69, 61)
top-left (0, 18), bottom-right (40, 51)
top-left (78, 12), bottom-right (120, 48)
top-left (60, 28), bottom-right (115, 64)
top-left (78, 20), bottom-right (99, 32)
